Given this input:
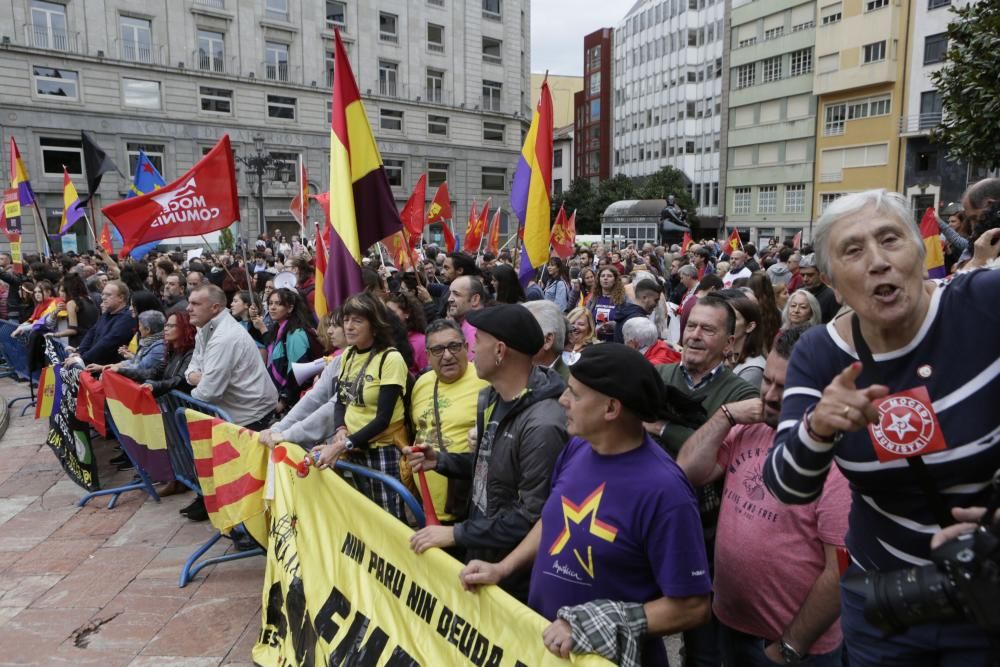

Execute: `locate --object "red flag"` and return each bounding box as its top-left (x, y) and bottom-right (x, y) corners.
top-left (464, 198), bottom-right (490, 253)
top-left (486, 208), bottom-right (502, 255)
top-left (549, 204), bottom-right (574, 259)
top-left (383, 230), bottom-right (414, 271)
top-left (681, 232), bottom-right (693, 253)
top-left (312, 192), bottom-right (331, 226)
top-left (75, 371), bottom-right (107, 437)
top-left (289, 158), bottom-right (309, 225)
top-left (726, 229), bottom-right (743, 253)
top-left (792, 230), bottom-right (802, 250)
top-left (439, 221), bottom-right (457, 253)
top-left (400, 174), bottom-right (427, 241)
top-left (426, 182), bottom-right (452, 224)
top-left (102, 135), bottom-right (240, 257)
top-left (99, 224), bottom-right (114, 254)
top-left (314, 221), bottom-right (330, 320)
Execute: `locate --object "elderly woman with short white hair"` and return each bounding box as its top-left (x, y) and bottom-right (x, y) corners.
top-left (762, 189), bottom-right (1000, 665)
top-left (780, 288), bottom-right (822, 330)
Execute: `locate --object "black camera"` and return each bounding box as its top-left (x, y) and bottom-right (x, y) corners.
top-left (843, 472), bottom-right (1000, 636)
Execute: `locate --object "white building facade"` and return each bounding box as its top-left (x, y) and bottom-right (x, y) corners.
top-left (611, 0), bottom-right (726, 224)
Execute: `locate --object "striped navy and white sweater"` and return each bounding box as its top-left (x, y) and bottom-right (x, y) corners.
top-left (764, 268), bottom-right (1000, 571)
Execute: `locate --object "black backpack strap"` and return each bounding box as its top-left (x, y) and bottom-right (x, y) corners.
top-left (851, 313), bottom-right (953, 527)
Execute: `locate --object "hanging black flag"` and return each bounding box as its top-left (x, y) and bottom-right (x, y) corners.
top-left (81, 130), bottom-right (123, 205)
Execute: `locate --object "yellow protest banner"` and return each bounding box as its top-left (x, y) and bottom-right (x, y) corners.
top-left (252, 446), bottom-right (613, 667)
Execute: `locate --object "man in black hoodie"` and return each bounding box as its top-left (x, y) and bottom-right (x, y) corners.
top-left (407, 304), bottom-right (567, 601)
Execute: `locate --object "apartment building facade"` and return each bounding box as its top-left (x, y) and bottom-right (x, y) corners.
top-left (812, 0), bottom-right (910, 218)
top-left (611, 0), bottom-right (727, 225)
top-left (1, 0), bottom-right (530, 253)
top-left (725, 0), bottom-right (817, 245)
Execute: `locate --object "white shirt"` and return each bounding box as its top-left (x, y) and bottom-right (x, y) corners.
top-left (723, 266), bottom-right (752, 288)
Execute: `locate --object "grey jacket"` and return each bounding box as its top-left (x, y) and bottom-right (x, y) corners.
top-left (270, 355), bottom-right (343, 446)
top-left (187, 310), bottom-right (278, 426)
top-left (437, 365), bottom-right (567, 599)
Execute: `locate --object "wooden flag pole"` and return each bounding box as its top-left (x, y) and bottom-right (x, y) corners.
top-left (28, 199), bottom-right (53, 257)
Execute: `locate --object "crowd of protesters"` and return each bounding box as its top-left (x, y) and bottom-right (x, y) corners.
top-left (4, 180), bottom-right (1000, 667)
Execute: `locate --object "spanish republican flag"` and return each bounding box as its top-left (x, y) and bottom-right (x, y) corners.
top-left (103, 371), bottom-right (173, 483)
top-left (326, 29), bottom-right (403, 308)
top-left (9, 137), bottom-right (35, 207)
top-left (59, 167), bottom-right (87, 235)
top-left (726, 228), bottom-right (743, 253)
top-left (513, 78), bottom-right (554, 283)
top-left (186, 409), bottom-right (268, 535)
top-left (75, 370), bottom-right (107, 437)
top-left (35, 365), bottom-right (61, 420)
top-left (919, 207), bottom-right (946, 279)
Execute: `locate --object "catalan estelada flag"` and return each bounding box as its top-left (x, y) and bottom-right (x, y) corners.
top-left (512, 78), bottom-right (554, 284)
top-left (919, 207), bottom-right (947, 279)
top-left (75, 370), bottom-right (106, 437)
top-left (186, 409), bottom-right (268, 535)
top-left (9, 137), bottom-right (35, 207)
top-left (325, 29), bottom-right (403, 308)
top-left (59, 168), bottom-right (86, 236)
top-left (35, 365), bottom-right (61, 420)
top-left (103, 371), bottom-right (173, 482)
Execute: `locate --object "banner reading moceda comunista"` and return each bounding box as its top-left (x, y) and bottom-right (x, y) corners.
top-left (252, 446), bottom-right (612, 667)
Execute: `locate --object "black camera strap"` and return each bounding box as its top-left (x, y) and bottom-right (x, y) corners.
top-left (851, 313), bottom-right (953, 528)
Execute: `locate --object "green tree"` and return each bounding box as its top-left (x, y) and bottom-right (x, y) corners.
top-left (930, 1), bottom-right (1000, 170)
top-left (593, 173), bottom-right (639, 223)
top-left (218, 227), bottom-right (235, 253)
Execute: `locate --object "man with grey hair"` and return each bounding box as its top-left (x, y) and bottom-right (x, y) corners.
top-left (798, 253), bottom-right (839, 323)
top-left (623, 317), bottom-right (680, 365)
top-left (522, 299), bottom-right (570, 380)
top-left (185, 284), bottom-right (277, 429)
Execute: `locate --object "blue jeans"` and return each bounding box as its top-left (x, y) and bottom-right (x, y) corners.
top-left (718, 623), bottom-right (842, 667)
top-left (841, 569), bottom-right (996, 666)
top-left (682, 613), bottom-right (722, 667)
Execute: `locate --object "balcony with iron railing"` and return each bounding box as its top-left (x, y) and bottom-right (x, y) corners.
top-left (899, 112), bottom-right (942, 135)
top-left (117, 39), bottom-right (164, 65)
top-left (22, 24), bottom-right (81, 52)
top-left (193, 0), bottom-right (226, 8)
top-left (262, 60), bottom-right (290, 82)
top-left (194, 50), bottom-right (237, 74)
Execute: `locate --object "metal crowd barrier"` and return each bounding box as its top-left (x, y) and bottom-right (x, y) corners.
top-left (0, 320), bottom-right (39, 415)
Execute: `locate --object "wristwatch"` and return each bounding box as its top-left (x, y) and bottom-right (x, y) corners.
top-left (343, 438), bottom-right (355, 451)
top-left (779, 637), bottom-right (804, 664)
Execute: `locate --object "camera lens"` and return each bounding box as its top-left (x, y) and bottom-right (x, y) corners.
top-left (844, 565), bottom-right (962, 634)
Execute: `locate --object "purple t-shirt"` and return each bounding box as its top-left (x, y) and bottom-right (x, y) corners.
top-left (528, 436), bottom-right (712, 666)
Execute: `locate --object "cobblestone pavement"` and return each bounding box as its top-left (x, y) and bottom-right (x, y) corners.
top-left (0, 378), bottom-right (263, 666)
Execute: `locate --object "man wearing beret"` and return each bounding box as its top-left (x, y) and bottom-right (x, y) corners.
top-left (460, 344), bottom-right (712, 666)
top-left (407, 304), bottom-right (567, 601)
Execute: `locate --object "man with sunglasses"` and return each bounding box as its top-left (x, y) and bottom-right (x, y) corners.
top-left (406, 319), bottom-right (488, 529)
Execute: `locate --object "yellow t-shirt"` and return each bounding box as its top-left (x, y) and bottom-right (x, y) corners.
top-left (338, 347), bottom-right (408, 440)
top-left (409, 365), bottom-right (488, 521)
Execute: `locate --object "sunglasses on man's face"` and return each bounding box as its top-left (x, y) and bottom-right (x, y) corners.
top-left (427, 342), bottom-right (465, 358)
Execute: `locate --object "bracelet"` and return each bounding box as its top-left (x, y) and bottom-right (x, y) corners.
top-left (720, 405), bottom-right (736, 427)
top-left (803, 405), bottom-right (837, 444)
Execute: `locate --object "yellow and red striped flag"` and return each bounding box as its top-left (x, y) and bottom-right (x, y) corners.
top-left (185, 410), bottom-right (268, 535)
top-left (104, 371), bottom-right (172, 482)
top-left (34, 365), bottom-right (61, 420)
top-left (325, 29), bottom-right (403, 308)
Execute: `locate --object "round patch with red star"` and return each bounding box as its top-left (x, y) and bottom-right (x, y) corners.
top-left (867, 387), bottom-right (947, 462)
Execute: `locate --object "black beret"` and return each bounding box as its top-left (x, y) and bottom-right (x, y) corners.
top-left (569, 343), bottom-right (670, 422)
top-left (466, 304), bottom-right (545, 356)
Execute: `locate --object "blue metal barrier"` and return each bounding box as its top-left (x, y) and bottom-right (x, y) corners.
top-left (77, 406), bottom-right (162, 510)
top-left (0, 321), bottom-right (39, 415)
top-left (335, 460), bottom-right (427, 527)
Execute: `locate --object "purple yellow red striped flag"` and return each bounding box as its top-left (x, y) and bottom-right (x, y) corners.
top-left (9, 137), bottom-right (35, 207)
top-left (513, 78), bottom-right (554, 285)
top-left (325, 29), bottom-right (403, 308)
top-left (186, 409), bottom-right (268, 535)
top-left (59, 168), bottom-right (86, 235)
top-left (34, 365), bottom-right (61, 419)
top-left (103, 371), bottom-right (173, 483)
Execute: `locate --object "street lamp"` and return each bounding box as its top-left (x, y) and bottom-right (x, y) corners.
top-left (236, 134), bottom-right (292, 239)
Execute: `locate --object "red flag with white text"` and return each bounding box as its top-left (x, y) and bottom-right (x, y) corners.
top-left (101, 135), bottom-right (240, 257)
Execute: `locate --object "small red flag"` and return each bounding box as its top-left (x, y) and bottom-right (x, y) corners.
top-left (681, 232), bottom-right (693, 253)
top-left (439, 221), bottom-right (457, 253)
top-left (102, 135), bottom-right (240, 257)
top-left (486, 208), bottom-right (502, 255)
top-left (100, 224), bottom-right (114, 254)
top-left (400, 174), bottom-right (428, 241)
top-left (726, 229), bottom-right (743, 253)
top-left (289, 159), bottom-right (309, 225)
top-left (792, 230), bottom-right (802, 250)
top-left (464, 198), bottom-right (490, 253)
top-left (549, 204), bottom-right (573, 259)
top-left (75, 371), bottom-right (107, 437)
top-left (426, 182), bottom-right (452, 224)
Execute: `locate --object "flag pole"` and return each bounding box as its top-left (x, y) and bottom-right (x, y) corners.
top-left (199, 233), bottom-right (241, 293)
top-left (28, 200), bottom-right (53, 257)
top-left (239, 235), bottom-right (259, 310)
top-left (298, 154), bottom-right (306, 241)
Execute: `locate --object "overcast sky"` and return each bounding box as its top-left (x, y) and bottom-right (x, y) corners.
top-left (530, 1), bottom-right (626, 76)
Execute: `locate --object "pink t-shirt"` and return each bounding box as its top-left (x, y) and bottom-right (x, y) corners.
top-left (460, 319), bottom-right (477, 360)
top-left (408, 331), bottom-right (427, 374)
top-left (712, 423), bottom-right (850, 655)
